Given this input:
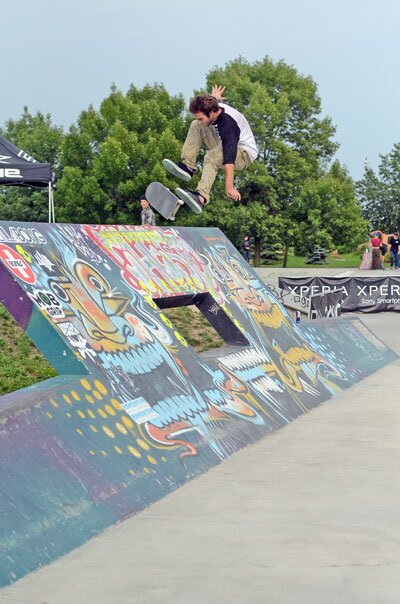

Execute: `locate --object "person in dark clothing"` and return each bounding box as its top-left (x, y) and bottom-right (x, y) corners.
top-left (241, 235), bottom-right (251, 263)
top-left (380, 239), bottom-right (388, 267)
top-left (389, 232), bottom-right (400, 269)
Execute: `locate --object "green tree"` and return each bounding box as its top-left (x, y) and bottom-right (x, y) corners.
top-left (357, 143), bottom-right (400, 232)
top-left (56, 84), bottom-right (187, 224)
top-left (1, 106), bottom-right (63, 164)
top-left (0, 108), bottom-right (64, 221)
top-left (293, 161), bottom-right (367, 255)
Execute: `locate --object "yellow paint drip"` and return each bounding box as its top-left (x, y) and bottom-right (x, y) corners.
top-left (94, 380), bottom-right (108, 395)
top-left (122, 416), bottom-right (134, 429)
top-left (116, 423), bottom-right (128, 435)
top-left (136, 438), bottom-right (151, 451)
top-left (175, 331), bottom-right (188, 347)
top-left (102, 426), bottom-right (115, 438)
top-left (111, 398), bottom-right (122, 410)
top-left (127, 445), bottom-right (141, 458)
top-left (80, 379), bottom-right (92, 391)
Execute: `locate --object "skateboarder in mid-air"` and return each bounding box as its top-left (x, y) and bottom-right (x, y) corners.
top-left (163, 85), bottom-right (258, 214)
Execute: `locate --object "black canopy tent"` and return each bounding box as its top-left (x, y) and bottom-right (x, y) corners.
top-left (0, 135), bottom-right (55, 222)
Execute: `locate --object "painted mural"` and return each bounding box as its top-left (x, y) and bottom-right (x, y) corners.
top-left (0, 221), bottom-right (396, 587)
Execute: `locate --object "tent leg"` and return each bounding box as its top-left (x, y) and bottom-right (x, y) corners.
top-left (48, 183), bottom-right (55, 223)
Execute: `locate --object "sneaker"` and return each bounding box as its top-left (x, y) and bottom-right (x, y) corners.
top-left (175, 188), bottom-right (206, 214)
top-left (162, 159), bottom-right (194, 182)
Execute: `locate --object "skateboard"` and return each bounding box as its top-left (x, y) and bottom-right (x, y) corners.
top-left (145, 182), bottom-right (184, 221)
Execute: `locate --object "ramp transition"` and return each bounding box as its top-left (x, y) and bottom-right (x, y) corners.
top-left (0, 222), bottom-right (396, 587)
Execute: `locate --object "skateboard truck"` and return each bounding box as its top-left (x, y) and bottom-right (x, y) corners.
top-left (145, 182), bottom-right (184, 221)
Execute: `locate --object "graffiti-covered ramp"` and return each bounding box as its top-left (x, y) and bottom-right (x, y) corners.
top-left (0, 222), bottom-right (396, 587)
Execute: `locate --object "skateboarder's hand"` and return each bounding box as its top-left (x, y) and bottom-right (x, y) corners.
top-left (211, 85), bottom-right (226, 101)
top-left (226, 187), bottom-right (241, 201)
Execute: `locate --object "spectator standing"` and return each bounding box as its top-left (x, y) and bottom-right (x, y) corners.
top-left (140, 195), bottom-right (156, 226)
top-left (370, 232), bottom-right (382, 270)
top-left (389, 232), bottom-right (400, 269)
top-left (380, 237), bottom-right (388, 267)
top-left (241, 235), bottom-right (251, 263)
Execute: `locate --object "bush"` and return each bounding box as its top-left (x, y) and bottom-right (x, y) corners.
top-left (337, 243), bottom-right (358, 254)
top-left (305, 245), bottom-right (329, 264)
top-left (260, 242), bottom-right (283, 265)
top-left (357, 242), bottom-right (371, 255)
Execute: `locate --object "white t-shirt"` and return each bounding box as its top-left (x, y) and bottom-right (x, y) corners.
top-left (212, 103), bottom-right (258, 163)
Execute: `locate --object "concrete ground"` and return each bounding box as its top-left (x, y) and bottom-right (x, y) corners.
top-left (2, 275), bottom-right (400, 603)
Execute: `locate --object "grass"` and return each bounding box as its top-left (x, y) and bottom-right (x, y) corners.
top-left (0, 305), bottom-right (57, 396)
top-left (261, 251), bottom-right (362, 269)
top-left (162, 305), bottom-right (224, 352)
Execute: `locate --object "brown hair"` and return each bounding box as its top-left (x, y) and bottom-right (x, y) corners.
top-left (189, 94), bottom-right (219, 116)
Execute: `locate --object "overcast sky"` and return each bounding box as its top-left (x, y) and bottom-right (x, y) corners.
top-left (3, 0), bottom-right (399, 179)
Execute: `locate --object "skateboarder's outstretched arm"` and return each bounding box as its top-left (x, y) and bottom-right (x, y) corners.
top-left (224, 164), bottom-right (241, 201)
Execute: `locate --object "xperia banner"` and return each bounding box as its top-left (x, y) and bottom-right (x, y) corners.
top-left (278, 276), bottom-right (400, 313)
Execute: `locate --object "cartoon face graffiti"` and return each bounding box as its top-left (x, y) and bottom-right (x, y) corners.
top-left (49, 260), bottom-right (137, 352)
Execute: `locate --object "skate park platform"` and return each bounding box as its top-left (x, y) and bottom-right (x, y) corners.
top-left (257, 266), bottom-right (390, 287)
top-left (0, 223), bottom-right (399, 602)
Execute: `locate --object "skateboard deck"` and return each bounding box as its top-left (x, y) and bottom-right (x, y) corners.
top-left (145, 182), bottom-right (184, 221)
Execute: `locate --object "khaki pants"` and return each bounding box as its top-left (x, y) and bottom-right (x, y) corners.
top-left (181, 120), bottom-right (252, 203)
